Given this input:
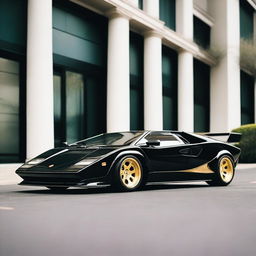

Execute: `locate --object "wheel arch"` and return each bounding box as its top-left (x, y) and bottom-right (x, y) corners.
top-left (106, 150), bottom-right (148, 177)
top-left (208, 150), bottom-right (234, 172)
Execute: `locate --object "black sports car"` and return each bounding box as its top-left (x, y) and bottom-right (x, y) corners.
top-left (16, 131), bottom-right (241, 192)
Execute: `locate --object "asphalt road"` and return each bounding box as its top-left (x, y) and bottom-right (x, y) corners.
top-left (1, 168), bottom-right (256, 256)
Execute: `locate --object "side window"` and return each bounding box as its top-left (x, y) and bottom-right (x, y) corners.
top-left (137, 132), bottom-right (184, 146)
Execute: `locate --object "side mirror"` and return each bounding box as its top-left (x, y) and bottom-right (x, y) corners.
top-left (146, 140), bottom-right (160, 147)
top-left (62, 141), bottom-right (69, 147)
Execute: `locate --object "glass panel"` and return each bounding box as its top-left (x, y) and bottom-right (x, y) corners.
top-left (139, 132), bottom-right (183, 147)
top-left (0, 57), bottom-right (19, 155)
top-left (194, 59), bottom-right (210, 132)
top-left (160, 0), bottom-right (176, 30)
top-left (75, 132), bottom-right (143, 146)
top-left (52, 5), bottom-right (107, 68)
top-left (241, 71), bottom-right (255, 124)
top-left (163, 95), bottom-right (174, 130)
top-left (194, 104), bottom-right (208, 132)
top-left (66, 71), bottom-right (84, 143)
top-left (86, 77), bottom-right (106, 138)
top-left (162, 47), bottom-right (178, 130)
top-left (130, 40), bottom-right (140, 76)
top-left (240, 0), bottom-right (254, 40)
top-left (53, 74), bottom-right (62, 146)
top-left (86, 77), bottom-right (99, 137)
top-left (193, 16), bottom-right (210, 49)
top-left (138, 0), bottom-right (143, 9)
top-left (130, 33), bottom-right (144, 130)
top-left (130, 88), bottom-right (142, 130)
top-left (0, 0), bottom-right (27, 50)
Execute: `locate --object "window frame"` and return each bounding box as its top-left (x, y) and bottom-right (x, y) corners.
top-left (136, 131), bottom-right (184, 147)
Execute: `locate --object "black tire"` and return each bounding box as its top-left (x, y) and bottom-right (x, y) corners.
top-left (46, 186), bottom-right (69, 192)
top-left (206, 155), bottom-right (235, 186)
top-left (112, 155), bottom-right (144, 192)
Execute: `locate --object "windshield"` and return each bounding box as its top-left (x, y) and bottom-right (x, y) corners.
top-left (73, 132), bottom-right (144, 147)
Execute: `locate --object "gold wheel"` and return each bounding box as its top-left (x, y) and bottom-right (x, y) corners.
top-left (219, 157), bottom-right (234, 183)
top-left (119, 157), bottom-right (142, 189)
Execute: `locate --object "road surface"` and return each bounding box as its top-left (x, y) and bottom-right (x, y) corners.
top-left (1, 167), bottom-right (256, 256)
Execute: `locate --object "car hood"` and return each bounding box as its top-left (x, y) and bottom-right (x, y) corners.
top-left (32, 147), bottom-right (119, 170)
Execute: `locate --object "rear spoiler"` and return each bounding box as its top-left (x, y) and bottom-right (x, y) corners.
top-left (201, 132), bottom-right (241, 143)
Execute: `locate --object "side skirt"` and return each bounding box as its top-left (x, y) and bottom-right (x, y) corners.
top-left (147, 172), bottom-right (215, 182)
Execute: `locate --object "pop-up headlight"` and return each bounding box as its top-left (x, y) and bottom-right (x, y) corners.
top-left (21, 158), bottom-right (45, 168)
top-left (27, 158), bottom-right (45, 165)
top-left (74, 158), bottom-right (97, 166)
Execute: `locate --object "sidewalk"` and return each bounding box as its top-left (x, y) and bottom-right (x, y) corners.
top-left (1, 163), bottom-right (256, 186)
top-left (236, 163), bottom-right (256, 170)
top-left (0, 164), bottom-right (23, 185)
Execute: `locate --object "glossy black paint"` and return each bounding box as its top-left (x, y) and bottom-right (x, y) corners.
top-left (16, 131), bottom-right (241, 187)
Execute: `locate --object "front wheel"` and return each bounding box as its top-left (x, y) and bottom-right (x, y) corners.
top-left (206, 155), bottom-right (235, 186)
top-left (112, 155), bottom-right (144, 192)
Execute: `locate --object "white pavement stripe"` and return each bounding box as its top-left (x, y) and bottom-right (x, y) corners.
top-left (250, 181), bottom-right (256, 184)
top-left (0, 206), bottom-right (14, 210)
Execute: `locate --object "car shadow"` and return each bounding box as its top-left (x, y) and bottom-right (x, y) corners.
top-left (16, 182), bottom-right (208, 195)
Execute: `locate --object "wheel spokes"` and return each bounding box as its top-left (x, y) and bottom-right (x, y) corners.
top-left (119, 158), bottom-right (141, 189)
top-left (220, 157), bottom-right (234, 183)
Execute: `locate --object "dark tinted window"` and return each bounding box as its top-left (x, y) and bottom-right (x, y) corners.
top-left (137, 132), bottom-right (183, 146)
top-left (193, 16), bottom-right (210, 49)
top-left (73, 132), bottom-right (144, 146)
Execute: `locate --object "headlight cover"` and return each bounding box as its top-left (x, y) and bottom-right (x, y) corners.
top-left (21, 158), bottom-right (45, 168)
top-left (27, 158), bottom-right (45, 165)
top-left (74, 158), bottom-right (97, 166)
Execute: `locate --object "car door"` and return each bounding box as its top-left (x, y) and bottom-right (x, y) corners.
top-left (138, 131), bottom-right (204, 172)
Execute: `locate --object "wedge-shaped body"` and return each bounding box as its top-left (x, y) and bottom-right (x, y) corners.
top-left (16, 131), bottom-right (241, 191)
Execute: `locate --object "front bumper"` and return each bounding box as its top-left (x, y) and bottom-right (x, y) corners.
top-left (16, 169), bottom-right (108, 188)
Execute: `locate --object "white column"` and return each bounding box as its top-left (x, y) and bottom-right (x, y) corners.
top-left (178, 51), bottom-right (194, 132)
top-left (143, 0), bottom-right (159, 18)
top-left (142, 1), bottom-right (162, 130)
top-left (209, 0), bottom-right (240, 132)
top-left (144, 32), bottom-right (163, 130)
top-left (176, 0), bottom-right (194, 132)
top-left (107, 10), bottom-right (130, 132)
top-left (26, 0), bottom-right (54, 159)
top-left (176, 0), bottom-right (193, 39)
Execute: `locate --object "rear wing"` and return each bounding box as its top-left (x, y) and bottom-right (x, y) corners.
top-left (201, 132), bottom-right (241, 143)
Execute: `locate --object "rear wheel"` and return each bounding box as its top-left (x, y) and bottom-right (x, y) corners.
top-left (207, 155), bottom-right (235, 186)
top-left (112, 155), bottom-right (144, 192)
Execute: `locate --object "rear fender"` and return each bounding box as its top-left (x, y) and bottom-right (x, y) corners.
top-left (208, 150), bottom-right (234, 172)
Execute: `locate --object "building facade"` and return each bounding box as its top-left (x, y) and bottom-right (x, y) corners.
top-left (0, 0), bottom-right (255, 163)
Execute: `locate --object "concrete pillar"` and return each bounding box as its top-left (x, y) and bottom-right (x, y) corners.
top-left (176, 0), bottom-right (193, 39)
top-left (143, 0), bottom-right (159, 18)
top-left (178, 51), bottom-right (194, 132)
top-left (107, 10), bottom-right (130, 132)
top-left (176, 0), bottom-right (194, 132)
top-left (209, 0), bottom-right (240, 132)
top-left (142, 1), bottom-right (162, 130)
top-left (26, 0), bottom-right (54, 159)
top-left (144, 31), bottom-right (163, 130)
